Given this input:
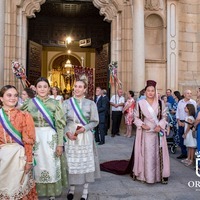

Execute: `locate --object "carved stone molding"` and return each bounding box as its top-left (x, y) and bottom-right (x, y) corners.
top-left (167, 1), bottom-right (178, 90)
top-left (16, 0), bottom-right (46, 18)
top-left (123, 0), bottom-right (131, 5)
top-left (145, 0), bottom-right (164, 11)
top-left (93, 0), bottom-right (120, 22)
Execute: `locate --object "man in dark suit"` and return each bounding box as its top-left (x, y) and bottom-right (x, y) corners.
top-left (102, 89), bottom-right (110, 135)
top-left (94, 87), bottom-right (107, 145)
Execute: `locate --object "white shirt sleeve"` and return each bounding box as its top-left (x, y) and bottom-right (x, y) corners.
top-left (110, 95), bottom-right (115, 104)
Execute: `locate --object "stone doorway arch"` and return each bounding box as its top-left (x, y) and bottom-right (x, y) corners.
top-left (4, 0), bottom-right (123, 89)
top-left (48, 53), bottom-right (80, 92)
top-left (3, 0), bottom-right (182, 96)
top-left (50, 54), bottom-right (81, 71)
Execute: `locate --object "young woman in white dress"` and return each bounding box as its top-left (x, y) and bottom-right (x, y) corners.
top-left (182, 103), bottom-right (197, 166)
top-left (49, 86), bottom-right (63, 103)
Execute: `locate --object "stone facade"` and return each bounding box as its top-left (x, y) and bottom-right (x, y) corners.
top-left (1, 0), bottom-right (200, 97)
top-left (178, 0), bottom-right (200, 95)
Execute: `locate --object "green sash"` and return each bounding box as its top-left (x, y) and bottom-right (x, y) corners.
top-left (0, 108), bottom-right (23, 146)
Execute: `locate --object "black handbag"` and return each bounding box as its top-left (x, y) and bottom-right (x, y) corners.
top-left (192, 129), bottom-right (197, 138)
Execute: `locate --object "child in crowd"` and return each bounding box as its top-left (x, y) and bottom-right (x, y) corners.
top-left (182, 104), bottom-right (197, 166)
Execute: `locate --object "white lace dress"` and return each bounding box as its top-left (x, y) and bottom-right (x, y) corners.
top-left (184, 116), bottom-right (197, 147)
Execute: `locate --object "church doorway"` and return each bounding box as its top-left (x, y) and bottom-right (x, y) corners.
top-left (27, 0), bottom-right (111, 98)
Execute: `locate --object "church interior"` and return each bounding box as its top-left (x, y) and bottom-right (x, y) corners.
top-left (27, 0), bottom-right (111, 98)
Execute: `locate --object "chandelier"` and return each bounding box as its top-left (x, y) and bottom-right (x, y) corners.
top-left (65, 59), bottom-right (72, 68)
top-left (65, 36), bottom-right (72, 48)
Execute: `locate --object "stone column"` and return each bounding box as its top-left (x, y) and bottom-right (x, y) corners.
top-left (167, 0), bottom-right (179, 91)
top-left (0, 0), bottom-right (5, 86)
top-left (132, 0), bottom-right (145, 93)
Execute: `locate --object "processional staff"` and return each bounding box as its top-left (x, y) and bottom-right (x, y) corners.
top-left (11, 60), bottom-right (30, 89)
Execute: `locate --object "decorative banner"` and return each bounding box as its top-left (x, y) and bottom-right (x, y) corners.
top-left (108, 61), bottom-right (122, 88)
top-left (11, 61), bottom-right (30, 88)
top-left (73, 66), bottom-right (94, 100)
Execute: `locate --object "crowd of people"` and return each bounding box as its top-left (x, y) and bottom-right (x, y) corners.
top-left (101, 81), bottom-right (200, 184)
top-left (106, 84), bottom-right (200, 168)
top-left (1, 77), bottom-right (200, 199)
top-left (0, 77), bottom-right (100, 200)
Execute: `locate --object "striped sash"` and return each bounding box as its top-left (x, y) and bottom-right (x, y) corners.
top-left (32, 97), bottom-right (56, 130)
top-left (32, 97), bottom-right (67, 143)
top-left (0, 108), bottom-right (24, 146)
top-left (69, 97), bottom-right (89, 125)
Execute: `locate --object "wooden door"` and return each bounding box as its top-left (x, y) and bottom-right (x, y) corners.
top-left (27, 40), bottom-right (43, 85)
top-left (95, 43), bottom-right (110, 92)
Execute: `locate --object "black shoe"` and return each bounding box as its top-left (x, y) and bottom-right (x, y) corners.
top-left (98, 142), bottom-right (104, 145)
top-left (67, 193), bottom-right (74, 200)
top-left (116, 133), bottom-right (120, 136)
top-left (161, 177), bottom-right (168, 184)
top-left (177, 154), bottom-right (187, 159)
top-left (111, 134), bottom-right (115, 137)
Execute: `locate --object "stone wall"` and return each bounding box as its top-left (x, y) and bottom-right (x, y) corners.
top-left (144, 1), bottom-right (167, 95)
top-left (178, 0), bottom-right (200, 96)
top-left (3, 0), bottom-right (200, 99)
top-left (120, 2), bottom-right (133, 92)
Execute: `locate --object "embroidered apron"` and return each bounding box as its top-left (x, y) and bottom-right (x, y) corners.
top-left (65, 97), bottom-right (95, 174)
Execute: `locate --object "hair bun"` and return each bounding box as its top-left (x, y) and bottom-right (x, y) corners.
top-left (79, 75), bottom-right (88, 85)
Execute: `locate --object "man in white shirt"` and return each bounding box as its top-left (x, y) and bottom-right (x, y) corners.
top-left (110, 89), bottom-right (125, 137)
top-left (176, 89), bottom-right (197, 159)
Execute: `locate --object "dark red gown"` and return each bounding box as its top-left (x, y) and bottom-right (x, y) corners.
top-left (100, 141), bottom-right (135, 175)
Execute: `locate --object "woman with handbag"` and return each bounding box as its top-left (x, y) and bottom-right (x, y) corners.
top-left (181, 103), bottom-right (196, 166)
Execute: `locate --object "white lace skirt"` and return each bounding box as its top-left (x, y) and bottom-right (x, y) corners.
top-left (0, 143), bottom-right (35, 199)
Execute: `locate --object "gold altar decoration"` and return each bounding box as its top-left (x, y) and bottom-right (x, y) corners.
top-left (48, 36), bottom-right (75, 93)
top-left (48, 59), bottom-right (74, 93)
